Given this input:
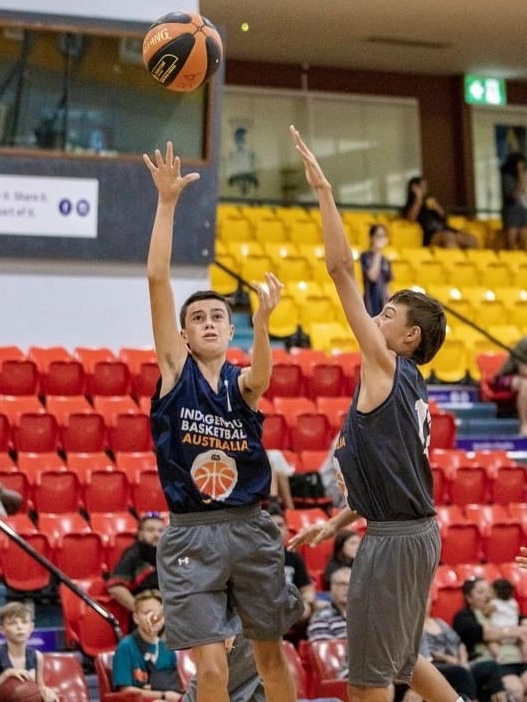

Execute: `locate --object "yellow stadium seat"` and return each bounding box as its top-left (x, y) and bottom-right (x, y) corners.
top-left (494, 287), bottom-right (527, 311)
top-left (464, 248), bottom-right (499, 268)
top-left (447, 215), bottom-right (467, 230)
top-left (275, 255), bottom-right (312, 283)
top-left (447, 261), bottom-right (481, 287)
top-left (390, 259), bottom-right (416, 289)
top-left (226, 241), bottom-right (265, 266)
top-left (507, 300), bottom-right (527, 330)
top-left (399, 248), bottom-right (434, 267)
top-left (274, 206), bottom-right (312, 223)
top-left (239, 205), bottom-right (274, 225)
top-left (512, 262), bottom-right (527, 288)
top-left (286, 280), bottom-right (324, 306)
top-left (288, 220), bottom-right (322, 246)
top-left (487, 325), bottom-right (523, 349)
top-left (442, 298), bottom-right (476, 328)
top-left (330, 334), bottom-right (360, 353)
top-left (430, 248), bottom-right (467, 271)
top-left (219, 217), bottom-right (253, 243)
top-left (239, 254), bottom-right (273, 284)
top-left (309, 323), bottom-right (353, 352)
top-left (253, 218), bottom-right (288, 244)
top-left (209, 256), bottom-right (239, 296)
top-left (299, 296), bottom-right (338, 333)
top-left (262, 242), bottom-right (300, 265)
top-left (473, 299), bottom-right (507, 328)
top-left (413, 260), bottom-right (448, 287)
top-left (388, 219), bottom-right (423, 249)
top-left (298, 244), bottom-right (326, 269)
top-left (217, 203), bottom-right (242, 225)
top-left (426, 285), bottom-right (457, 303)
top-left (431, 337), bottom-right (468, 383)
top-left (310, 258), bottom-right (333, 286)
top-left (497, 250), bottom-right (527, 274)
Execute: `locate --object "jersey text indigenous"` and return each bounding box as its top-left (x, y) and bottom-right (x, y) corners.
top-left (151, 355), bottom-right (271, 513)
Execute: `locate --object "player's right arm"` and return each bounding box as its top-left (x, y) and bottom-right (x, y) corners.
top-left (143, 142), bottom-right (200, 396)
top-left (290, 126), bottom-right (395, 402)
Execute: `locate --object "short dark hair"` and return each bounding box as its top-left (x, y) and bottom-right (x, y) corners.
top-left (368, 224), bottom-right (386, 239)
top-left (493, 578), bottom-right (514, 601)
top-left (179, 290), bottom-right (233, 329)
top-left (461, 575), bottom-right (484, 598)
top-left (388, 289), bottom-right (446, 364)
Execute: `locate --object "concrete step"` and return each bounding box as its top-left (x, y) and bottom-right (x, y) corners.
top-left (440, 401), bottom-right (498, 419)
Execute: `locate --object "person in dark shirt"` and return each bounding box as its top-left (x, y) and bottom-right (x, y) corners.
top-left (403, 176), bottom-right (478, 248)
top-left (288, 125), bottom-right (461, 702)
top-left (360, 224), bottom-right (392, 316)
top-left (106, 513), bottom-right (164, 613)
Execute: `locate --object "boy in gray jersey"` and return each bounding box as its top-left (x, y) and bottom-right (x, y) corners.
top-left (288, 126), bottom-right (464, 702)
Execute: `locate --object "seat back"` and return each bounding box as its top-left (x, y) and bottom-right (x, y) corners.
top-left (43, 652), bottom-right (91, 702)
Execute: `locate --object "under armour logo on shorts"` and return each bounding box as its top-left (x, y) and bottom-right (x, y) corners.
top-left (178, 557), bottom-right (190, 566)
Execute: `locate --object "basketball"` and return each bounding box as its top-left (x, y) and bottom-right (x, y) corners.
top-left (142, 11), bottom-right (223, 92)
top-left (0, 676), bottom-right (43, 702)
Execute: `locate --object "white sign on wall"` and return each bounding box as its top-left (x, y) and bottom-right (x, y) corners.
top-left (0, 1), bottom-right (199, 23)
top-left (0, 174), bottom-right (99, 238)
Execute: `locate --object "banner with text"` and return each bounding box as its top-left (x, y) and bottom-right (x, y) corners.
top-left (0, 174), bottom-right (99, 238)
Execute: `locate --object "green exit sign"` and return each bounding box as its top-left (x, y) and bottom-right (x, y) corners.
top-left (465, 75), bottom-right (507, 106)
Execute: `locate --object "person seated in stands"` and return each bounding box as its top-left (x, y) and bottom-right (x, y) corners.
top-left (268, 504), bottom-right (317, 645)
top-left (113, 590), bottom-right (267, 702)
top-left (0, 483), bottom-right (23, 517)
top-left (322, 529), bottom-right (361, 590)
top-left (0, 601), bottom-right (59, 702)
top-left (106, 512), bottom-right (164, 613)
top-left (403, 176), bottom-right (479, 248)
top-left (112, 589), bottom-right (184, 701)
top-left (307, 566), bottom-right (351, 642)
top-left (453, 577), bottom-right (527, 702)
top-left (490, 335), bottom-right (527, 435)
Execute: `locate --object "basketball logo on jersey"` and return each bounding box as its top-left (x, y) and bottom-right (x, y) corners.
top-left (191, 450), bottom-right (238, 503)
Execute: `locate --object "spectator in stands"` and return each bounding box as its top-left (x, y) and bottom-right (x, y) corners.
top-left (0, 601), bottom-right (59, 702)
top-left (112, 589), bottom-right (184, 700)
top-left (0, 483), bottom-right (22, 516)
top-left (322, 529), bottom-right (361, 590)
top-left (403, 176), bottom-right (478, 248)
top-left (422, 592), bottom-right (507, 702)
top-left (268, 504), bottom-right (317, 645)
top-left (486, 579), bottom-right (527, 663)
top-left (307, 566), bottom-right (350, 642)
top-left (106, 512), bottom-right (164, 613)
top-left (360, 224), bottom-right (392, 316)
top-left (491, 336), bottom-right (527, 436)
top-left (453, 577), bottom-right (527, 702)
top-left (500, 152), bottom-right (527, 251)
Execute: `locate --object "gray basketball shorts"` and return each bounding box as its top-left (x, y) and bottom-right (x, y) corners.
top-left (157, 503), bottom-right (304, 650)
top-left (347, 517), bottom-right (440, 687)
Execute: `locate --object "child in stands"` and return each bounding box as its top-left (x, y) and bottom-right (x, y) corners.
top-left (0, 601), bottom-right (58, 702)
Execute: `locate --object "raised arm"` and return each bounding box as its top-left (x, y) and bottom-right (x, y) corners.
top-left (239, 273), bottom-right (283, 407)
top-left (289, 125), bottom-right (394, 379)
top-left (143, 142), bottom-right (200, 396)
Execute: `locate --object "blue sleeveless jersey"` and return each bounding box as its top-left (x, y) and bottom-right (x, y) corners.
top-left (151, 355), bottom-right (271, 513)
top-left (334, 356), bottom-right (435, 521)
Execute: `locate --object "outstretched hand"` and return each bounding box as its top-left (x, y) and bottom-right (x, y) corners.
top-left (251, 272), bottom-right (284, 325)
top-left (289, 125), bottom-right (331, 191)
top-left (143, 141), bottom-right (200, 203)
top-left (288, 520), bottom-right (337, 550)
top-left (516, 546), bottom-right (527, 569)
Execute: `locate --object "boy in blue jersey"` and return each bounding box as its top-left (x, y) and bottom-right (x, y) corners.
top-left (142, 142), bottom-right (303, 702)
top-left (288, 126), bottom-right (463, 702)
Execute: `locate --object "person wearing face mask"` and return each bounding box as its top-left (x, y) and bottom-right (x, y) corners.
top-left (106, 513), bottom-right (165, 614)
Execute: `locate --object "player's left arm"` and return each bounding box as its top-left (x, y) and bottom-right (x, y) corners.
top-left (239, 273), bottom-right (283, 407)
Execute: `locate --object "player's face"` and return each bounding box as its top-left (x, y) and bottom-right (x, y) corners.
top-left (1, 615), bottom-right (33, 643)
top-left (182, 300), bottom-right (234, 355)
top-left (373, 302), bottom-right (419, 354)
top-left (139, 518), bottom-right (164, 546)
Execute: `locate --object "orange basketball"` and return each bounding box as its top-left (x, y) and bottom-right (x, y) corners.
top-left (142, 11), bottom-right (223, 92)
top-left (0, 677), bottom-right (42, 702)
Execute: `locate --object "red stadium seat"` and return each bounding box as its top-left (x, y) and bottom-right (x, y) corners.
top-left (114, 451), bottom-right (157, 481)
top-left (489, 466), bottom-right (527, 505)
top-left (0, 395), bottom-right (45, 425)
top-left (61, 413), bottom-right (107, 453)
top-left (74, 346), bottom-right (117, 374)
top-left (12, 412), bottom-right (60, 453)
top-left (0, 413), bottom-right (11, 452)
top-left (39, 360), bottom-right (87, 396)
top-left (43, 652), bottom-right (91, 702)
top-left (45, 395), bottom-right (94, 426)
top-left (65, 452), bottom-right (115, 485)
top-left (307, 363), bottom-right (346, 399)
top-left (308, 639), bottom-right (349, 699)
top-left (83, 469), bottom-right (131, 513)
top-left (17, 451), bottom-right (68, 485)
top-left (0, 359), bottom-right (40, 395)
top-left (95, 651), bottom-right (142, 701)
top-left (283, 640), bottom-right (308, 698)
top-left (27, 345), bottom-right (73, 372)
top-left (92, 395), bottom-right (140, 428)
top-left (118, 347), bottom-right (157, 375)
top-left (481, 522), bottom-right (524, 564)
top-left (89, 361), bottom-right (132, 397)
top-left (0, 531), bottom-right (52, 591)
top-left (52, 532), bottom-right (107, 580)
top-left (32, 469), bottom-right (83, 514)
top-left (108, 413), bottom-right (153, 453)
top-left (262, 413), bottom-right (289, 451)
top-left (272, 397), bottom-right (317, 427)
top-left (315, 396), bottom-right (349, 432)
top-left (290, 413), bottom-right (332, 452)
top-left (131, 468), bottom-right (166, 514)
top-left (429, 411), bottom-right (457, 451)
top-left (440, 523), bottom-right (481, 565)
top-left (455, 562), bottom-right (503, 584)
top-left (38, 512), bottom-right (91, 548)
top-left (266, 363), bottom-right (304, 399)
top-left (130, 362), bottom-right (160, 398)
top-left (448, 466), bottom-right (489, 506)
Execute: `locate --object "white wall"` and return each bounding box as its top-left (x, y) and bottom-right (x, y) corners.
top-left (2, 262), bottom-right (207, 353)
top-left (0, 1), bottom-right (198, 22)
